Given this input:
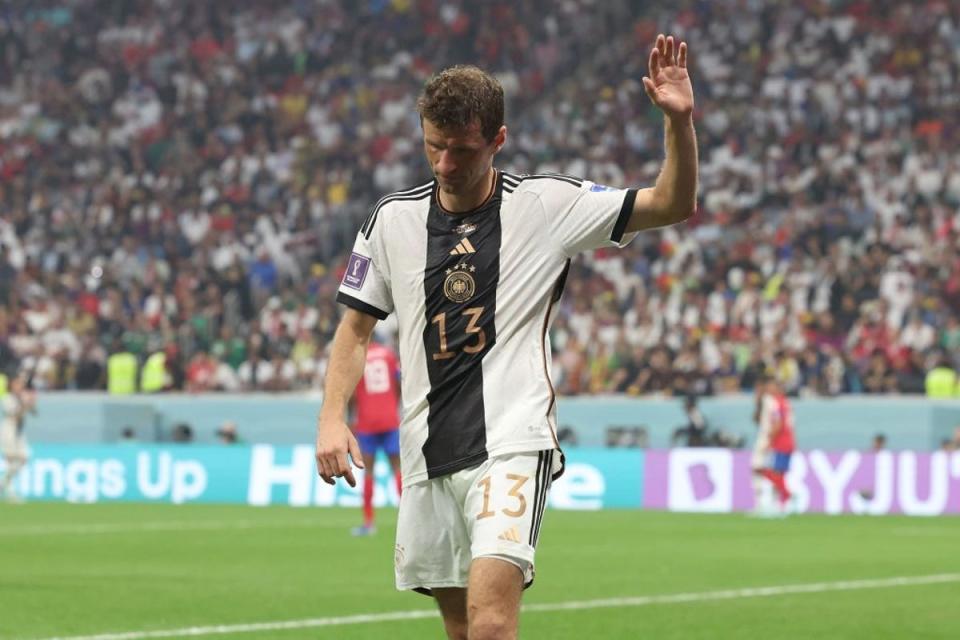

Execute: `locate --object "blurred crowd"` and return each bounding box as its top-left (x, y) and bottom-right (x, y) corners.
top-left (0, 0), bottom-right (959, 396)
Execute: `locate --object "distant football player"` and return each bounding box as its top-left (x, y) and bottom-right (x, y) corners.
top-left (761, 377), bottom-right (796, 514)
top-left (351, 340), bottom-right (403, 536)
top-left (751, 376), bottom-right (776, 514)
top-left (0, 374), bottom-right (36, 503)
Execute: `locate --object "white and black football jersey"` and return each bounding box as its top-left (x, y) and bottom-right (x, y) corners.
top-left (337, 171), bottom-right (638, 486)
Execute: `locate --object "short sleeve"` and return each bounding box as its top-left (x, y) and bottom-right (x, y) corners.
top-left (336, 230), bottom-right (394, 320)
top-left (542, 179), bottom-right (639, 257)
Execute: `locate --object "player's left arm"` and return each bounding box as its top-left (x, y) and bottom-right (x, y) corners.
top-left (626, 34), bottom-right (698, 233)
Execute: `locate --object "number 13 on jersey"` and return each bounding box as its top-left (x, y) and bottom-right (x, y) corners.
top-left (431, 306), bottom-right (486, 361)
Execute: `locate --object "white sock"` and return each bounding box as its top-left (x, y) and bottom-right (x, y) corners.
top-left (752, 475), bottom-right (766, 510)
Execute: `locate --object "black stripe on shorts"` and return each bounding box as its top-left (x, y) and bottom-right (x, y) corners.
top-left (531, 450), bottom-right (553, 547)
top-left (529, 451), bottom-right (545, 546)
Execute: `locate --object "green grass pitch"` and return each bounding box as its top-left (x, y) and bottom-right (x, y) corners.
top-left (1, 503), bottom-right (958, 639)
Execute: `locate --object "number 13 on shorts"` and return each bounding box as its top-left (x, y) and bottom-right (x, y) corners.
top-left (393, 450), bottom-right (555, 592)
top-left (468, 450), bottom-right (554, 555)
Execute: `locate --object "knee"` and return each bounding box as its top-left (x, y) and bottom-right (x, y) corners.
top-left (468, 610), bottom-right (514, 640)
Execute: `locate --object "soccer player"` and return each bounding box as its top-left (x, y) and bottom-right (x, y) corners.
top-left (761, 377), bottom-right (796, 514)
top-left (351, 339), bottom-right (403, 536)
top-left (316, 34), bottom-right (697, 640)
top-left (0, 374), bottom-right (36, 503)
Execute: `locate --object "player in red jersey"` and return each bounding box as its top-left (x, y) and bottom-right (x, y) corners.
top-left (759, 376), bottom-right (796, 514)
top-left (351, 340), bottom-right (403, 536)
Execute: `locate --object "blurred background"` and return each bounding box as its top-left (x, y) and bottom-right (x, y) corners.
top-left (2, 2), bottom-right (960, 639)
top-left (0, 0), bottom-right (959, 478)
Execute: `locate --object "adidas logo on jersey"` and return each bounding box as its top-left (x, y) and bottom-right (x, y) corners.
top-left (497, 526), bottom-right (521, 543)
top-left (449, 238), bottom-right (477, 255)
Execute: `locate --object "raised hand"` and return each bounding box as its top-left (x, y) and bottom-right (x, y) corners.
top-left (642, 34), bottom-right (694, 120)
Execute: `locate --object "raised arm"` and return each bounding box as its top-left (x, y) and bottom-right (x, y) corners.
top-left (315, 308), bottom-right (378, 487)
top-left (627, 34), bottom-right (698, 232)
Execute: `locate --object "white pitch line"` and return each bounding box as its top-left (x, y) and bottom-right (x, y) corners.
top-left (29, 573), bottom-right (960, 640)
top-left (0, 520), bottom-right (340, 537)
top-left (521, 573), bottom-right (960, 611)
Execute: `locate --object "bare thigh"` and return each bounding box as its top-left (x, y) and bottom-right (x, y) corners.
top-left (467, 557), bottom-right (524, 639)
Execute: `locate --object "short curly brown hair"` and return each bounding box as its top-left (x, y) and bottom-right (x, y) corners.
top-left (417, 65), bottom-right (504, 142)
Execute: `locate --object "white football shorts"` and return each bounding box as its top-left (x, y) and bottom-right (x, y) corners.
top-left (0, 422), bottom-right (29, 460)
top-left (751, 434), bottom-right (771, 470)
top-left (395, 449), bottom-right (555, 595)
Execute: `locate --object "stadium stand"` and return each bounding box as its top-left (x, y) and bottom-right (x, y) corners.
top-left (0, 0), bottom-right (958, 396)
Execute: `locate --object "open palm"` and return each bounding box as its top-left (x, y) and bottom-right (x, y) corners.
top-left (643, 34), bottom-right (694, 118)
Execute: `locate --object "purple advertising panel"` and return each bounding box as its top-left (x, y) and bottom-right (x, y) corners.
top-left (643, 449), bottom-right (960, 516)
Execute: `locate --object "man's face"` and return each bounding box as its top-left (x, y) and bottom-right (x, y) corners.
top-left (422, 118), bottom-right (504, 196)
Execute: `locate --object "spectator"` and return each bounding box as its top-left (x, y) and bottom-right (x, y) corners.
top-left (261, 353), bottom-right (296, 392)
top-left (140, 349), bottom-right (167, 394)
top-left (672, 395), bottom-right (708, 447)
top-left (739, 351), bottom-right (767, 392)
top-left (633, 346), bottom-right (675, 395)
top-left (773, 350), bottom-right (802, 396)
top-left (863, 350), bottom-right (898, 394)
top-left (185, 350), bottom-right (217, 393)
top-left (171, 423), bottom-right (193, 443)
top-left (871, 433), bottom-right (887, 452)
top-left (216, 421), bottom-right (242, 445)
top-left (249, 250), bottom-right (279, 307)
top-left (237, 350), bottom-right (274, 391)
top-left (163, 344), bottom-right (186, 392)
top-left (925, 356), bottom-right (958, 398)
top-left (107, 340), bottom-right (139, 395)
top-left (210, 356), bottom-right (242, 392)
top-left (0, 1), bottom-right (957, 397)
top-left (75, 338), bottom-right (107, 391)
top-left (210, 326), bottom-right (247, 371)
top-left (556, 426), bottom-right (578, 447)
top-left (900, 312), bottom-right (936, 353)
top-left (895, 350), bottom-right (928, 395)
